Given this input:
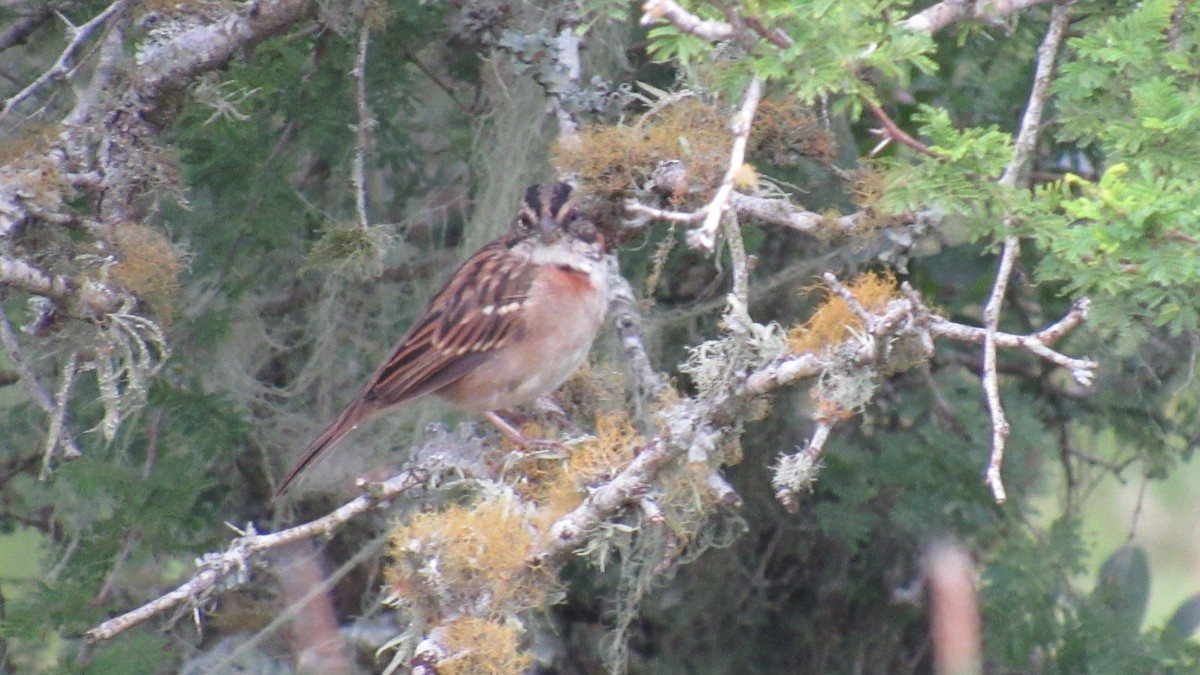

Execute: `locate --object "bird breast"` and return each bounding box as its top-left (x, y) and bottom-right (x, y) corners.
top-left (436, 251), bottom-right (609, 413)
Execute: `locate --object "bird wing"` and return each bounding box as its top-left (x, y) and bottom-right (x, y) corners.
top-left (359, 240), bottom-right (535, 408)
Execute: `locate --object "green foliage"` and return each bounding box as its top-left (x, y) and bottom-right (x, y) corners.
top-left (1030, 162), bottom-right (1200, 332)
top-left (1025, 2), bottom-right (1200, 333)
top-left (876, 105), bottom-right (1015, 220)
top-left (645, 0), bottom-right (937, 106)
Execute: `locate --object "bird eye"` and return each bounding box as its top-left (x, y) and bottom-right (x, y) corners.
top-left (571, 220), bottom-right (600, 243)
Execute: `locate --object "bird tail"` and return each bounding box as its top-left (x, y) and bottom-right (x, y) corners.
top-left (273, 401), bottom-right (369, 500)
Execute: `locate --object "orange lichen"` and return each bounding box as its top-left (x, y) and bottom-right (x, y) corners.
top-left (551, 99), bottom-right (730, 199)
top-left (521, 413), bottom-right (642, 526)
top-left (384, 495), bottom-right (554, 620)
top-left (752, 100), bottom-right (837, 165)
top-left (564, 414), bottom-right (642, 489)
top-left (732, 163), bottom-right (759, 191)
top-left (108, 222), bottom-right (184, 322)
top-left (437, 617), bottom-right (531, 675)
top-left (788, 271), bottom-right (901, 354)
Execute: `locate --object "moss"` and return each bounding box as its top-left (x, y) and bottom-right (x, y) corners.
top-left (437, 617), bottom-right (531, 675)
top-left (787, 270), bottom-right (901, 355)
top-left (108, 222), bottom-right (184, 323)
top-left (384, 493), bottom-right (555, 621)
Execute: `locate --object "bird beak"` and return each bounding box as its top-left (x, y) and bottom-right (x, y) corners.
top-left (539, 217), bottom-right (560, 243)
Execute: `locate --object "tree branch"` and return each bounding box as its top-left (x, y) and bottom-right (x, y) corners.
top-left (0, 254), bottom-right (123, 318)
top-left (83, 469), bottom-right (427, 644)
top-left (902, 0), bottom-right (1062, 34)
top-left (0, 312), bottom-right (82, 459)
top-left (639, 0), bottom-right (738, 41)
top-left (0, 0), bottom-right (129, 123)
top-left (981, 2), bottom-right (1074, 503)
top-left (350, 21), bottom-right (375, 232)
top-left (686, 75), bottom-right (764, 252)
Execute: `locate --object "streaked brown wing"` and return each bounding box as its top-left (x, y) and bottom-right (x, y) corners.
top-left (359, 241), bottom-right (534, 409)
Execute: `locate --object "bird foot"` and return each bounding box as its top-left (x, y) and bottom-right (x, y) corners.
top-left (485, 410), bottom-right (564, 453)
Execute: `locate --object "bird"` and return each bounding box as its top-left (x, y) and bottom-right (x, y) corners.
top-left (273, 182), bottom-right (610, 498)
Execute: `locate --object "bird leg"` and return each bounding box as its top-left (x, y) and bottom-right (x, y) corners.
top-left (485, 410), bottom-right (563, 451)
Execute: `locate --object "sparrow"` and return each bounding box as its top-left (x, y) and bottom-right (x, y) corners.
top-left (273, 182), bottom-right (610, 497)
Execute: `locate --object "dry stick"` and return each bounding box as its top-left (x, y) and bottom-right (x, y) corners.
top-left (864, 98), bottom-right (943, 159)
top-left (902, 0), bottom-right (1060, 34)
top-left (350, 21), bottom-right (375, 232)
top-left (980, 239), bottom-right (1019, 503)
top-left (687, 75), bottom-right (764, 252)
top-left (639, 0), bottom-right (737, 40)
top-left (607, 269), bottom-right (670, 401)
top-left (0, 255), bottom-right (121, 316)
top-left (0, 312), bottom-right (83, 459)
top-left (980, 3), bottom-right (1074, 503)
top-left (0, 0), bottom-right (128, 122)
top-left (623, 74), bottom-right (765, 249)
top-left (41, 351), bottom-right (80, 476)
top-left (83, 469), bottom-right (426, 644)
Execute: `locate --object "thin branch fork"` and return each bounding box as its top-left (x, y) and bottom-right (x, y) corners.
top-left (686, 75), bottom-right (765, 252)
top-left (980, 2), bottom-right (1074, 503)
top-left (864, 98), bottom-right (944, 159)
top-left (0, 0), bottom-right (129, 123)
top-left (623, 76), bottom-right (766, 252)
top-left (741, 282), bottom-right (1094, 397)
top-left (83, 469), bottom-right (427, 644)
top-left (0, 254), bottom-right (123, 318)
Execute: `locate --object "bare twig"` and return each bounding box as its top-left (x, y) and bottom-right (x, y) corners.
top-left (980, 237), bottom-right (1019, 503)
top-left (625, 201), bottom-right (705, 224)
top-left (1000, 3), bottom-right (1073, 189)
top-left (83, 469), bottom-right (427, 644)
top-left (742, 280), bottom-right (1093, 402)
top-left (639, 0), bottom-right (738, 40)
top-left (350, 21), bottom-right (375, 231)
top-left (688, 75), bottom-right (764, 252)
top-left (864, 98), bottom-right (943, 159)
top-left (903, 0), bottom-right (1060, 34)
top-left (40, 351), bottom-right (80, 476)
top-left (980, 3), bottom-right (1073, 503)
top-left (0, 0), bottom-right (128, 123)
top-left (607, 266), bottom-right (669, 402)
top-left (0, 312), bottom-right (83, 459)
top-left (729, 192), bottom-right (867, 237)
